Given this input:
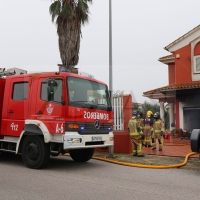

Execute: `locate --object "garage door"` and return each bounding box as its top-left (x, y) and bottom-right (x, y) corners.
top-left (183, 107), bottom-right (200, 130)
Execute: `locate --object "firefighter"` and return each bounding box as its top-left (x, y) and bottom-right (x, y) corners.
top-left (128, 111), bottom-right (145, 157)
top-left (136, 111), bottom-right (145, 145)
top-left (143, 110), bottom-right (154, 147)
top-left (152, 112), bottom-right (165, 151)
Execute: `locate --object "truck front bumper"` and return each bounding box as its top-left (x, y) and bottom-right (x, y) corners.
top-left (63, 131), bottom-right (114, 150)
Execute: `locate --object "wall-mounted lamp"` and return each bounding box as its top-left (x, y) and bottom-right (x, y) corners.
top-left (176, 54), bottom-right (180, 59)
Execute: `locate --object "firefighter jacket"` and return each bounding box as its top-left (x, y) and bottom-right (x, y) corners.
top-left (128, 119), bottom-right (140, 136)
top-left (137, 117), bottom-right (144, 131)
top-left (153, 119), bottom-right (164, 133)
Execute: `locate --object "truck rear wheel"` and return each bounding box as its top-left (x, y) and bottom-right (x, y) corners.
top-left (69, 148), bottom-right (94, 162)
top-left (22, 136), bottom-right (50, 169)
top-left (191, 129), bottom-right (200, 152)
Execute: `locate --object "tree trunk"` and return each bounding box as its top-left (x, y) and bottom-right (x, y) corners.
top-left (57, 13), bottom-right (81, 72)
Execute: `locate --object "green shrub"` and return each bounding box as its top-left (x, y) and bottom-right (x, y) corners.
top-left (171, 129), bottom-right (180, 136)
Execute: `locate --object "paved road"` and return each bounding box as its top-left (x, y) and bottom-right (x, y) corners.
top-left (0, 154), bottom-right (199, 200)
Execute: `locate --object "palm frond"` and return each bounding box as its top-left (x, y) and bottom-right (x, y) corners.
top-left (49, 1), bottom-right (61, 22)
top-left (61, 4), bottom-right (74, 19)
top-left (77, 0), bottom-right (92, 25)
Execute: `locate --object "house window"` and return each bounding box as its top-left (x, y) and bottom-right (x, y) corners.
top-left (193, 55), bottom-right (200, 73)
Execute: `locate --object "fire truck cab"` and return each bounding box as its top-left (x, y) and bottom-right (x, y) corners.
top-left (0, 68), bottom-right (113, 169)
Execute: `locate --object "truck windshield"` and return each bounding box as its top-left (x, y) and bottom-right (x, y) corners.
top-left (67, 77), bottom-right (111, 110)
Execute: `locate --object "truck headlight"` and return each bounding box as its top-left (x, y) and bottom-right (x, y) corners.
top-left (67, 138), bottom-right (82, 143)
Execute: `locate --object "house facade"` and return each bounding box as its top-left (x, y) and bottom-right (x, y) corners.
top-left (143, 25), bottom-right (200, 131)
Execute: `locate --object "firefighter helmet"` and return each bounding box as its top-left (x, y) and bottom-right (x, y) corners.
top-left (147, 110), bottom-right (153, 116)
top-left (137, 111), bottom-right (143, 118)
top-left (154, 112), bottom-right (160, 119)
top-left (132, 111), bottom-right (137, 119)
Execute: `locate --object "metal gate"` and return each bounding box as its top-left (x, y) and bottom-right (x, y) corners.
top-left (112, 93), bottom-right (124, 131)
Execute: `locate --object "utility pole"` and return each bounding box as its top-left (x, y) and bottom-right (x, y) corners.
top-left (108, 0), bottom-right (115, 158)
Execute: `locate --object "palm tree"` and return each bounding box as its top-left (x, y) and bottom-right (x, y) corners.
top-left (49, 0), bottom-right (93, 71)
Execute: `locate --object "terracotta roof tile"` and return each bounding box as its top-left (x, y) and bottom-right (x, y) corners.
top-left (158, 54), bottom-right (175, 60)
top-left (143, 81), bottom-right (200, 95)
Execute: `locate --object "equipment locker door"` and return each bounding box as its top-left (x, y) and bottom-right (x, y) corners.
top-left (6, 77), bottom-right (32, 136)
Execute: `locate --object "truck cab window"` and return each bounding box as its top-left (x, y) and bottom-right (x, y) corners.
top-left (12, 82), bottom-right (28, 100)
top-left (67, 77), bottom-right (111, 110)
top-left (41, 79), bottom-right (63, 103)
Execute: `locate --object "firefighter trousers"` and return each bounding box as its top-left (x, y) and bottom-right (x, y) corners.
top-left (143, 125), bottom-right (152, 146)
top-left (130, 135), bottom-right (143, 156)
top-left (152, 133), bottom-right (163, 149)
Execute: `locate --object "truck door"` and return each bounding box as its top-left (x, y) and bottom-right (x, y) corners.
top-left (6, 77), bottom-right (32, 136)
top-left (35, 77), bottom-right (65, 134)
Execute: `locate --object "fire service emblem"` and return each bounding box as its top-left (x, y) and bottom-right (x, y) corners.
top-left (46, 103), bottom-right (54, 115)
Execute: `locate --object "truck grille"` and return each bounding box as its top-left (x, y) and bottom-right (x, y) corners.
top-left (78, 122), bottom-right (111, 130)
top-left (66, 122), bottom-right (112, 135)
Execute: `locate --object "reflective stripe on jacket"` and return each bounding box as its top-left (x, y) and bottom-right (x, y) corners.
top-left (128, 119), bottom-right (140, 136)
top-left (153, 119), bottom-right (164, 133)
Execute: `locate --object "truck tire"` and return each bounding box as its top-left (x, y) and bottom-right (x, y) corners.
top-left (69, 148), bottom-right (94, 162)
top-left (22, 136), bottom-right (50, 169)
top-left (190, 129), bottom-right (200, 153)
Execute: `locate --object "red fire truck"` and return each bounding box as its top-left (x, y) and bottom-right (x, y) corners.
top-left (0, 68), bottom-right (113, 169)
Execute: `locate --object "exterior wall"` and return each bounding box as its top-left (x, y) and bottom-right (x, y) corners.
top-left (174, 42), bottom-right (200, 130)
top-left (113, 131), bottom-right (132, 153)
top-left (174, 44), bottom-right (192, 83)
top-left (95, 130), bottom-right (132, 154)
top-left (160, 30), bottom-right (200, 132)
top-left (168, 63), bottom-right (175, 84)
top-left (95, 94), bottom-right (133, 154)
top-left (123, 95), bottom-right (132, 131)
top-left (191, 40), bottom-right (200, 81)
top-left (113, 94), bottom-right (132, 154)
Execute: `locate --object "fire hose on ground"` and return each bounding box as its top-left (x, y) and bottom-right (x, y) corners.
top-left (63, 152), bottom-right (198, 169)
top-left (92, 152), bottom-right (197, 169)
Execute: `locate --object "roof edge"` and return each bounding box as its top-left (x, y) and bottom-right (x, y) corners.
top-left (164, 24), bottom-right (200, 51)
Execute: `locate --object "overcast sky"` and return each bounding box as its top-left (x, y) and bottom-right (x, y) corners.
top-left (0, 0), bottom-right (200, 103)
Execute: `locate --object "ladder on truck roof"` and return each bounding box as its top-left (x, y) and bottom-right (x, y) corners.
top-left (0, 68), bottom-right (16, 77)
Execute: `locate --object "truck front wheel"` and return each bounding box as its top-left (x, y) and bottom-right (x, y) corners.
top-left (69, 148), bottom-right (94, 162)
top-left (22, 136), bottom-right (50, 169)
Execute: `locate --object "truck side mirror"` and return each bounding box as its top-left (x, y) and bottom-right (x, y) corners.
top-left (48, 79), bottom-right (57, 87)
top-left (109, 90), bottom-right (112, 98)
top-left (47, 86), bottom-right (54, 101)
top-left (47, 79), bottom-right (58, 101)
